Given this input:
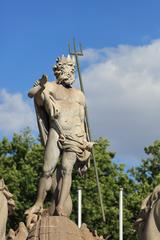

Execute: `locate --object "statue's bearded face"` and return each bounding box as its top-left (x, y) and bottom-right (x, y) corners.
top-left (53, 56), bottom-right (75, 87)
top-left (57, 64), bottom-right (75, 86)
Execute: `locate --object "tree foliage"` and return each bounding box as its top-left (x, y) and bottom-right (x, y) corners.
top-left (71, 138), bottom-right (136, 239)
top-left (0, 128), bottom-right (44, 228)
top-left (1, 130), bottom-right (160, 239)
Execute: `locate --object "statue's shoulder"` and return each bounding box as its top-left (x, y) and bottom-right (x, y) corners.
top-left (45, 81), bottom-right (57, 91)
top-left (72, 87), bottom-right (84, 95)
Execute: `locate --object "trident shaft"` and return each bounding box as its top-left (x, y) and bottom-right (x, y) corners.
top-left (69, 39), bottom-right (106, 222)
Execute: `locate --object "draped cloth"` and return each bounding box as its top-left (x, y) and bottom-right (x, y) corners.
top-left (58, 134), bottom-right (91, 161)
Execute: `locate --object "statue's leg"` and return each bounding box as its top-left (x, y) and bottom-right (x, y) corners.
top-left (26, 128), bottom-right (60, 215)
top-left (48, 166), bottom-right (62, 215)
top-left (56, 151), bottom-right (76, 216)
top-left (50, 166), bottom-right (72, 217)
top-left (63, 193), bottom-right (72, 217)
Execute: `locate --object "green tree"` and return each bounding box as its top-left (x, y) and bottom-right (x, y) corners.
top-left (0, 130), bottom-right (138, 239)
top-left (71, 138), bottom-right (137, 239)
top-left (131, 140), bottom-right (160, 188)
top-left (0, 128), bottom-right (44, 228)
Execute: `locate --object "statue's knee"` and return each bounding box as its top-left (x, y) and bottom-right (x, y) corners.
top-left (42, 169), bottom-right (53, 178)
top-left (43, 161), bottom-right (55, 177)
top-left (62, 166), bottom-right (72, 176)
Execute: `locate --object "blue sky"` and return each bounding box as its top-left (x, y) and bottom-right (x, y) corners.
top-left (1, 0), bottom-right (160, 167)
top-left (1, 0), bottom-right (160, 92)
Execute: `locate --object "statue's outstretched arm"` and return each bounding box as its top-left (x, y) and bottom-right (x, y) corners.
top-left (28, 75), bottom-right (48, 98)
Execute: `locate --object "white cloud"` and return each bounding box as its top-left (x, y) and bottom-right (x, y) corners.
top-left (1, 40), bottom-right (160, 167)
top-left (0, 89), bottom-right (36, 136)
top-left (81, 40), bottom-right (160, 166)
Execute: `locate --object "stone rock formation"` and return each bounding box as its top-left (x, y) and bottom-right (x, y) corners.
top-left (27, 216), bottom-right (104, 240)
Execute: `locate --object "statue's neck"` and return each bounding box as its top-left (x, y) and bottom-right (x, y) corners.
top-left (61, 82), bottom-right (72, 88)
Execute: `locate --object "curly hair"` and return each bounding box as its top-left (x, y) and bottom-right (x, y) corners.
top-left (53, 55), bottom-right (75, 80)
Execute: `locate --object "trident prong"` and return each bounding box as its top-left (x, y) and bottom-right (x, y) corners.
top-left (69, 39), bottom-right (83, 56)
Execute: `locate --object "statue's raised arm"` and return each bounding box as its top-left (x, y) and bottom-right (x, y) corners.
top-left (28, 74), bottom-right (48, 99)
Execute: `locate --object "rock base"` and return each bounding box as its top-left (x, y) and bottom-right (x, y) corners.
top-left (27, 216), bottom-right (104, 240)
top-left (7, 222), bottom-right (28, 240)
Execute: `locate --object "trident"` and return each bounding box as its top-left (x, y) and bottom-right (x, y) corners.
top-left (69, 39), bottom-right (106, 222)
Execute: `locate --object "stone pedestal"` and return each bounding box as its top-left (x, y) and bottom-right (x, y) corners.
top-left (27, 216), bottom-right (104, 240)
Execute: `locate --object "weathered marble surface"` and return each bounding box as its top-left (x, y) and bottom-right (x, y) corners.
top-left (7, 223), bottom-right (28, 240)
top-left (25, 55), bottom-right (93, 229)
top-left (27, 216), bottom-right (104, 240)
top-left (0, 179), bottom-right (15, 240)
top-left (135, 185), bottom-right (160, 240)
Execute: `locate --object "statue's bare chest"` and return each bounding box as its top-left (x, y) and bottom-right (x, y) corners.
top-left (48, 84), bottom-right (81, 105)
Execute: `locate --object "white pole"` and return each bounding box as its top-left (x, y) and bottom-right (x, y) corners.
top-left (78, 188), bottom-right (82, 228)
top-left (119, 188), bottom-right (123, 240)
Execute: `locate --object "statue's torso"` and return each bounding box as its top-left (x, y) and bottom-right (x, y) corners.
top-left (37, 82), bottom-right (86, 137)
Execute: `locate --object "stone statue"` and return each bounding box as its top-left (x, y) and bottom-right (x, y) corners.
top-left (0, 178), bottom-right (15, 240)
top-left (135, 185), bottom-right (160, 240)
top-left (0, 178), bottom-right (28, 240)
top-left (25, 55), bottom-right (93, 228)
top-left (7, 223), bottom-right (28, 240)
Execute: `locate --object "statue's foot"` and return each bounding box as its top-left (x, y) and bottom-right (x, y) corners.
top-left (25, 203), bottom-right (43, 230)
top-left (26, 213), bottom-right (38, 230)
top-left (56, 205), bottom-right (67, 217)
top-left (25, 203), bottom-right (43, 215)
